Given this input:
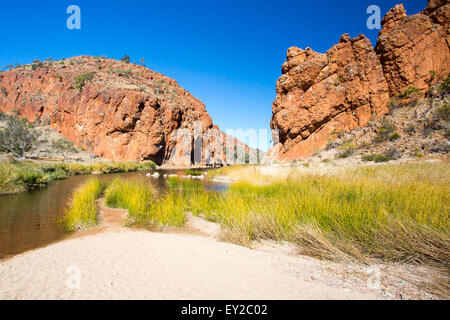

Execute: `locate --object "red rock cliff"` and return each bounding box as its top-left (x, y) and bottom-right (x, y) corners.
top-left (270, 0), bottom-right (449, 162)
top-left (0, 56), bottom-right (239, 165)
top-left (375, 1), bottom-right (450, 96)
top-left (270, 34), bottom-right (390, 161)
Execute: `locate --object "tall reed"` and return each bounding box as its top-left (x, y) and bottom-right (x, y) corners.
top-left (104, 178), bottom-right (185, 229)
top-left (64, 178), bottom-right (105, 231)
top-left (183, 163), bottom-right (450, 267)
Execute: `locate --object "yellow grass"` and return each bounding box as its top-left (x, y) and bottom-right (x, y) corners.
top-left (63, 178), bottom-right (105, 231)
top-left (104, 178), bottom-right (185, 229)
top-left (186, 163), bottom-right (450, 267)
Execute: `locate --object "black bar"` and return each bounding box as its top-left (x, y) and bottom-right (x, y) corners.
top-left (0, 300), bottom-right (446, 319)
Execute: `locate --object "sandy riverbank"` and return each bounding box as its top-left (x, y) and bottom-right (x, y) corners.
top-left (0, 229), bottom-right (383, 300)
top-left (0, 198), bottom-right (437, 300)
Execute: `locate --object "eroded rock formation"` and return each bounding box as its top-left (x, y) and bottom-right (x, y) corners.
top-left (376, 1), bottom-right (450, 96)
top-left (270, 34), bottom-right (390, 160)
top-left (269, 0), bottom-right (449, 162)
top-left (0, 56), bottom-right (246, 165)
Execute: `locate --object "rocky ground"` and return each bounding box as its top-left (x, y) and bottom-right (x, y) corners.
top-left (309, 86), bottom-right (449, 164)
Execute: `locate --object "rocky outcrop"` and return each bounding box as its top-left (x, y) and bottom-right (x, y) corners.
top-left (315, 81), bottom-right (450, 162)
top-left (270, 34), bottom-right (390, 161)
top-left (375, 1), bottom-right (450, 96)
top-left (0, 56), bottom-right (246, 165)
top-left (270, 0), bottom-right (450, 162)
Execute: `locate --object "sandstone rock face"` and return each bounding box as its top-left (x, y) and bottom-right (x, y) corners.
top-left (270, 0), bottom-right (450, 162)
top-left (376, 1), bottom-right (450, 96)
top-left (270, 34), bottom-right (390, 161)
top-left (0, 56), bottom-right (240, 165)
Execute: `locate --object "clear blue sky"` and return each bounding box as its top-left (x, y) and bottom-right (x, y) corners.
top-left (0, 0), bottom-right (427, 150)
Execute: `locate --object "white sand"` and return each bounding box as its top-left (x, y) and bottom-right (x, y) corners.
top-left (0, 228), bottom-right (385, 300)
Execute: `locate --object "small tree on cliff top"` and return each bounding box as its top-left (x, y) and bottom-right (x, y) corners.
top-left (121, 54), bottom-right (131, 64)
top-left (0, 115), bottom-right (37, 159)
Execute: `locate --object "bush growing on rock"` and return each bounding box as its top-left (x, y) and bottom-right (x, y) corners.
top-left (438, 76), bottom-right (450, 93)
top-left (31, 60), bottom-right (44, 70)
top-left (400, 86), bottom-right (422, 99)
top-left (74, 72), bottom-right (95, 89)
top-left (444, 129), bottom-right (450, 140)
top-left (389, 97), bottom-right (401, 108)
top-left (116, 69), bottom-right (132, 77)
top-left (436, 104), bottom-right (450, 121)
top-left (120, 54), bottom-right (131, 64)
top-left (336, 142), bottom-right (356, 159)
top-left (361, 154), bottom-right (392, 163)
top-left (374, 120), bottom-right (400, 143)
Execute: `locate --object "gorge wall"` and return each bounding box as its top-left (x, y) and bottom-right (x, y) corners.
top-left (270, 0), bottom-right (450, 162)
top-left (0, 56), bottom-right (248, 165)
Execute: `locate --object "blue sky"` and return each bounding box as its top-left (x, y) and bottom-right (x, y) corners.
top-left (0, 0), bottom-right (427, 150)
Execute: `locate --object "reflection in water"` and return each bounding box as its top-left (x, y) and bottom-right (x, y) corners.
top-left (0, 170), bottom-right (227, 259)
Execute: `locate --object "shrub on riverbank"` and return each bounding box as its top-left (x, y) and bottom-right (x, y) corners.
top-left (64, 178), bottom-right (105, 231)
top-left (88, 161), bottom-right (155, 174)
top-left (0, 160), bottom-right (69, 194)
top-left (104, 178), bottom-right (185, 229)
top-left (0, 159), bottom-right (156, 195)
top-left (0, 161), bottom-right (24, 194)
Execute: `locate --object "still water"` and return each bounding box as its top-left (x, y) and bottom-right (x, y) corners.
top-left (0, 169), bottom-right (227, 259)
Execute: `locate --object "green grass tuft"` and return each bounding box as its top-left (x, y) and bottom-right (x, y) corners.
top-left (185, 169), bottom-right (203, 176)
